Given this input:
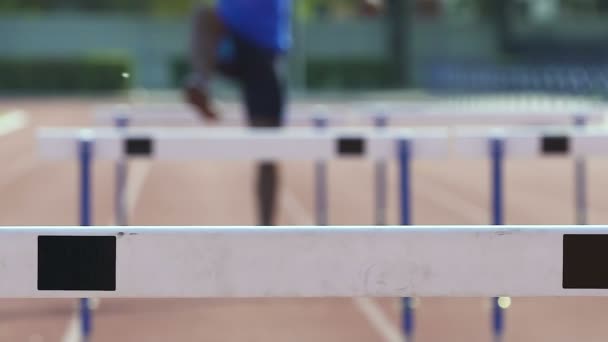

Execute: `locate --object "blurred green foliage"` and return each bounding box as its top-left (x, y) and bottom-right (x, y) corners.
top-left (0, 55), bottom-right (132, 93)
top-left (0, 0), bottom-right (360, 19)
top-left (0, 0), bottom-right (210, 15)
top-left (171, 55), bottom-right (394, 90)
top-left (305, 57), bottom-right (395, 90)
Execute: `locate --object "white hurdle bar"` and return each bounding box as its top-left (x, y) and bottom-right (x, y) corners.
top-left (3, 225), bottom-right (608, 298)
top-left (454, 126), bottom-right (608, 158)
top-left (37, 127), bottom-right (448, 161)
top-left (93, 96), bottom-right (607, 127)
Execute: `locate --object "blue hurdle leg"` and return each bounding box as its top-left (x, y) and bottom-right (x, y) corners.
top-left (79, 137), bottom-right (93, 342)
top-left (374, 114), bottom-right (388, 226)
top-left (490, 138), bottom-right (505, 342)
top-left (399, 139), bottom-right (414, 342)
top-left (313, 117), bottom-right (328, 226)
top-left (115, 115), bottom-right (130, 226)
top-left (574, 115), bottom-right (587, 225)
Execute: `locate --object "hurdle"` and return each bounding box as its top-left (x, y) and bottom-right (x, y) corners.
top-left (38, 126), bottom-right (448, 162)
top-left (98, 104), bottom-right (402, 227)
top-left (96, 103), bottom-right (398, 227)
top-left (453, 126), bottom-right (608, 160)
top-left (38, 126), bottom-right (448, 231)
top-left (94, 95), bottom-right (607, 127)
top-left (37, 126), bottom-right (448, 341)
top-left (93, 103), bottom-right (341, 126)
top-left (94, 96), bottom-right (606, 229)
top-left (3, 225), bottom-right (608, 298)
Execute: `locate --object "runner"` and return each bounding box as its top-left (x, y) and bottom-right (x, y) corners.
top-left (185, 0), bottom-right (382, 226)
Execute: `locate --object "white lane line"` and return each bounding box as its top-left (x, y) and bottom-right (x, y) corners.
top-left (61, 160), bottom-right (151, 342)
top-left (280, 186), bottom-right (402, 342)
top-left (0, 110), bottom-right (34, 193)
top-left (122, 161), bottom-right (151, 225)
top-left (60, 314), bottom-right (80, 342)
top-left (352, 298), bottom-right (404, 342)
top-left (281, 186), bottom-right (314, 225)
top-left (0, 110), bottom-right (28, 136)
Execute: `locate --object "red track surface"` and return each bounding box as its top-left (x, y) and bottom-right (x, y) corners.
top-left (1, 97), bottom-right (608, 342)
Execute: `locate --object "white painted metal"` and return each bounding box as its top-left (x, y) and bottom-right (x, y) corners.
top-left (3, 225), bottom-right (607, 298)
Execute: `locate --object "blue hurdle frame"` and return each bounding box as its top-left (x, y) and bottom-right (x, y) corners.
top-left (79, 137), bottom-right (93, 342)
top-left (491, 138), bottom-right (505, 342)
top-left (398, 139), bottom-right (414, 342)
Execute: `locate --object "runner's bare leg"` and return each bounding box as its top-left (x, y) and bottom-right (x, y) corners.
top-left (185, 5), bottom-right (224, 121)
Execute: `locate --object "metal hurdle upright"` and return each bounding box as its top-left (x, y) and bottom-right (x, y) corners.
top-left (78, 133), bottom-right (93, 342)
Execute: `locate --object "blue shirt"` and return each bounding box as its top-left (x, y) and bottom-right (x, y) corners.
top-left (218, 0), bottom-right (292, 53)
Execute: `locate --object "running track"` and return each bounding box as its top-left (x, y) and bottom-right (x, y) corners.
top-left (0, 96), bottom-right (608, 342)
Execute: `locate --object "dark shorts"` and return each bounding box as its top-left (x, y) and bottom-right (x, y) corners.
top-left (216, 31), bottom-right (286, 128)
